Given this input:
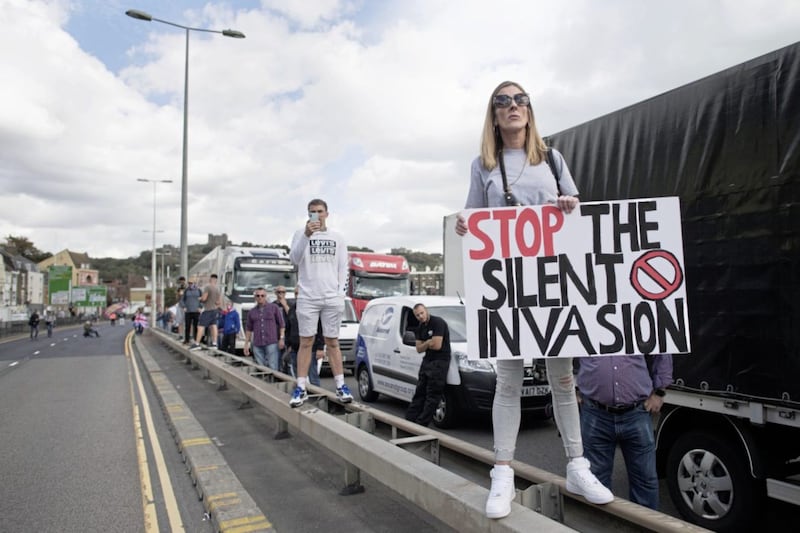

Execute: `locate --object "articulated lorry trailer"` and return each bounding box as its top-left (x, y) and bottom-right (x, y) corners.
top-left (545, 42), bottom-right (800, 531)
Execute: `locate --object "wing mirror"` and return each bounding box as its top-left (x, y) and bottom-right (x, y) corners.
top-left (402, 330), bottom-right (416, 346)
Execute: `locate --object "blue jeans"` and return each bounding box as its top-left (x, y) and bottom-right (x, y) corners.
top-left (252, 344), bottom-right (280, 370)
top-left (579, 398), bottom-right (659, 509)
top-left (288, 349), bottom-right (320, 386)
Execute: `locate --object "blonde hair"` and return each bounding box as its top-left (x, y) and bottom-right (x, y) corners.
top-left (479, 80), bottom-right (548, 170)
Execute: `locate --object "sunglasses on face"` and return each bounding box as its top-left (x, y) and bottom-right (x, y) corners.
top-left (275, 291), bottom-right (286, 294)
top-left (493, 93), bottom-right (530, 108)
top-left (255, 294), bottom-right (267, 298)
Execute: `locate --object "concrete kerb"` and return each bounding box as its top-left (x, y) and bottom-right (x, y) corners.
top-left (133, 336), bottom-right (275, 533)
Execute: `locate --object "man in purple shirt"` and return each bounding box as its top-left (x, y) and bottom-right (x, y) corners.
top-left (243, 287), bottom-right (285, 370)
top-left (576, 354), bottom-right (673, 510)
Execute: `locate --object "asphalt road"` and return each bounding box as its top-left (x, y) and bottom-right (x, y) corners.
top-left (0, 324), bottom-right (212, 533)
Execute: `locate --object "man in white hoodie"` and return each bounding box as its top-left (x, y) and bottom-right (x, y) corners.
top-left (288, 198), bottom-right (353, 407)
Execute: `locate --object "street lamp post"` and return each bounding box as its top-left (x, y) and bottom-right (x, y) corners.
top-left (138, 178), bottom-right (173, 327)
top-left (156, 249), bottom-right (172, 313)
top-left (126, 9), bottom-right (245, 280)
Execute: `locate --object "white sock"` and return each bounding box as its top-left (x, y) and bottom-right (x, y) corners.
top-left (297, 377), bottom-right (307, 390)
top-left (334, 374), bottom-right (345, 388)
top-left (494, 464), bottom-right (513, 472)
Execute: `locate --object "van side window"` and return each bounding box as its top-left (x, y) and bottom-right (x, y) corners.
top-left (403, 306), bottom-right (419, 335)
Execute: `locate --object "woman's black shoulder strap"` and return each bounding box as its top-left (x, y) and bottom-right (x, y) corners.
top-left (545, 148), bottom-right (562, 195)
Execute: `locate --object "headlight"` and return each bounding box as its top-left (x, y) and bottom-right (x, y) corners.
top-left (455, 351), bottom-right (495, 373)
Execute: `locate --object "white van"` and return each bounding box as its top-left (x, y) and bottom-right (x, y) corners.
top-left (319, 297), bottom-right (359, 374)
top-left (354, 295), bottom-right (551, 428)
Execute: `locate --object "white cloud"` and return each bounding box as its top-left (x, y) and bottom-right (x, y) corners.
top-left (2, 0), bottom-right (800, 264)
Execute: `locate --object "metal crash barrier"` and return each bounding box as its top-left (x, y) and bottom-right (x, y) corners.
top-left (138, 328), bottom-right (708, 533)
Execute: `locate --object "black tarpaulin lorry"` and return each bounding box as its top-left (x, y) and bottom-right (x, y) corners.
top-left (547, 42), bottom-right (800, 531)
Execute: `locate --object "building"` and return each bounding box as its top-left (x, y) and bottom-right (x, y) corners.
top-left (409, 266), bottom-right (444, 296)
top-left (37, 250), bottom-right (100, 287)
top-left (0, 248), bottom-right (44, 321)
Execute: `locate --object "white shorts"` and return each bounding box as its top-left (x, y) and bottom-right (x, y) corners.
top-left (297, 296), bottom-right (343, 338)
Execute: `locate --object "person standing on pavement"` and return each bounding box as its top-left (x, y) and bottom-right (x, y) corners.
top-left (454, 80), bottom-right (613, 519)
top-left (284, 285), bottom-right (324, 386)
top-left (181, 281), bottom-right (202, 345)
top-left (288, 198), bottom-right (352, 407)
top-left (576, 355), bottom-right (673, 509)
top-left (44, 312), bottom-right (55, 338)
top-left (405, 303), bottom-right (451, 427)
top-left (190, 274), bottom-right (222, 350)
top-left (28, 310), bottom-right (40, 340)
top-left (244, 287), bottom-right (285, 369)
top-left (219, 300), bottom-right (241, 355)
top-left (274, 285), bottom-right (292, 372)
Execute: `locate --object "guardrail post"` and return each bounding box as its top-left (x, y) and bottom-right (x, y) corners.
top-left (341, 463), bottom-right (365, 495)
top-left (519, 482), bottom-right (563, 522)
top-left (389, 435), bottom-right (440, 465)
top-left (337, 412), bottom-right (374, 495)
top-left (274, 416), bottom-right (289, 440)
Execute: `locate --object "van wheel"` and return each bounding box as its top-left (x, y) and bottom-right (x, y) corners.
top-left (665, 430), bottom-right (761, 532)
top-left (432, 388), bottom-right (460, 429)
top-left (357, 365), bottom-right (378, 402)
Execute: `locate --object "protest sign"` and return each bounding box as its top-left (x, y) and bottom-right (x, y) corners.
top-left (461, 197), bottom-right (689, 360)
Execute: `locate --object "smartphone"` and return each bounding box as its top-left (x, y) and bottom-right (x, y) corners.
top-left (309, 212), bottom-right (319, 222)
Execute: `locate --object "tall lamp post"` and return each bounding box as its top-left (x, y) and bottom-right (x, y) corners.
top-left (138, 178), bottom-right (173, 327)
top-left (126, 9), bottom-right (245, 280)
top-left (156, 249), bottom-right (172, 313)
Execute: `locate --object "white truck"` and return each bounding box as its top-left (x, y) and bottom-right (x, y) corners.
top-left (190, 246), bottom-right (297, 350)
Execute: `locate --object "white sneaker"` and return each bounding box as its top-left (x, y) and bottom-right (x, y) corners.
top-left (565, 457), bottom-right (614, 504)
top-left (485, 466), bottom-right (515, 519)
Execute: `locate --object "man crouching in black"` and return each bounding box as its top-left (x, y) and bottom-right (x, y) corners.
top-left (406, 303), bottom-right (451, 427)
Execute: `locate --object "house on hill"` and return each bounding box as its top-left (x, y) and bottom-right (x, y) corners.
top-left (37, 250), bottom-right (100, 287)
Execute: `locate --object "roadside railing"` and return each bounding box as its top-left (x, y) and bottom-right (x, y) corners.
top-left (141, 327), bottom-right (709, 533)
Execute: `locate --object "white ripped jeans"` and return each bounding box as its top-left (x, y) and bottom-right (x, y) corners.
top-left (493, 357), bottom-right (583, 462)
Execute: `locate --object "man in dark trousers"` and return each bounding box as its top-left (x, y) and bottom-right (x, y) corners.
top-left (406, 303), bottom-right (451, 426)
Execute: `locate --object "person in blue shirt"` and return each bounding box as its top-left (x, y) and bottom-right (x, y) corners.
top-left (576, 354), bottom-right (673, 509)
top-left (219, 301), bottom-right (241, 354)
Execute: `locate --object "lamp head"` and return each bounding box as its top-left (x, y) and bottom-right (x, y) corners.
top-left (125, 9), bottom-right (153, 21)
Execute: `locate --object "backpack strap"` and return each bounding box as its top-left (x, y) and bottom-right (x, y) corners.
top-left (545, 148), bottom-right (562, 196)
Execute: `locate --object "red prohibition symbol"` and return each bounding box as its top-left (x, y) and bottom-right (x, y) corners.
top-left (629, 249), bottom-right (684, 300)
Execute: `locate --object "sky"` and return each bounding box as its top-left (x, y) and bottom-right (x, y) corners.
top-left (2, 0), bottom-right (800, 262)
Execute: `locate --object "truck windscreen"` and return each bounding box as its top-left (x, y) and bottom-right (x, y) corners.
top-left (352, 276), bottom-right (410, 299)
top-left (234, 270), bottom-right (297, 293)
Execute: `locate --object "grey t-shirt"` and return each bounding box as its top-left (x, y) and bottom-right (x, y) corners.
top-left (202, 284), bottom-right (221, 311)
top-left (464, 148), bottom-right (579, 209)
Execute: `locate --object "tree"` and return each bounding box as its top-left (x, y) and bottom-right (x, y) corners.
top-left (2, 235), bottom-right (52, 262)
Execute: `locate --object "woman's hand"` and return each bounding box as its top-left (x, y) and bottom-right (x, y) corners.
top-left (455, 213), bottom-right (468, 236)
top-left (556, 195), bottom-right (579, 214)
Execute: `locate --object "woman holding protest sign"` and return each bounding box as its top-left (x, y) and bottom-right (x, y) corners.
top-left (455, 81), bottom-right (613, 518)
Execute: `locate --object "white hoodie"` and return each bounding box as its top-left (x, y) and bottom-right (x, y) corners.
top-left (289, 227), bottom-right (348, 301)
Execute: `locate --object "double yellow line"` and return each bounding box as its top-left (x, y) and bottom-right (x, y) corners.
top-left (125, 331), bottom-right (184, 532)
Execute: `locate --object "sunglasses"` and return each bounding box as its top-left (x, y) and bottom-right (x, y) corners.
top-left (275, 291), bottom-right (286, 294)
top-left (493, 93), bottom-right (530, 108)
top-left (255, 294), bottom-right (267, 298)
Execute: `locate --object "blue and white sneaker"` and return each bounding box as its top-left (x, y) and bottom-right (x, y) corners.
top-left (336, 384), bottom-right (353, 403)
top-left (289, 386), bottom-right (308, 407)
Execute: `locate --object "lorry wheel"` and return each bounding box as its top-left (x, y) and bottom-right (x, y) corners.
top-left (357, 365), bottom-right (379, 402)
top-left (432, 389), bottom-right (460, 429)
top-left (665, 430), bottom-right (761, 532)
